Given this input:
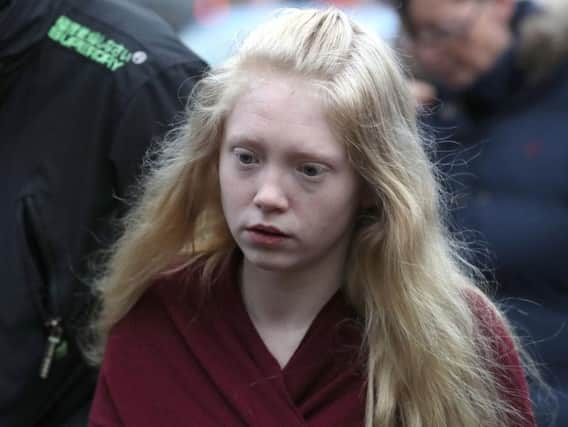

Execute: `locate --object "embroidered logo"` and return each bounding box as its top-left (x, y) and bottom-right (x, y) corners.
top-left (525, 140), bottom-right (544, 159)
top-left (48, 15), bottom-right (146, 71)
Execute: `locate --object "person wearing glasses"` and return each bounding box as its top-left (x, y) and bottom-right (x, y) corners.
top-left (396, 0), bottom-right (568, 425)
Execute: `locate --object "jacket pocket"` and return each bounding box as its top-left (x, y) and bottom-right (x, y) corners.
top-left (17, 194), bottom-right (66, 378)
top-left (18, 195), bottom-right (60, 320)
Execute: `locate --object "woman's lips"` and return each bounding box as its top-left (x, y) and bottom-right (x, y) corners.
top-left (246, 225), bottom-right (290, 247)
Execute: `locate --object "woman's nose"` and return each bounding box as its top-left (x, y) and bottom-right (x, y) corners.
top-left (252, 171), bottom-right (289, 213)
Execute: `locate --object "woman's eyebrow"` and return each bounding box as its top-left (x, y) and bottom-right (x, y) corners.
top-left (285, 149), bottom-right (341, 166)
top-left (224, 135), bottom-right (265, 149)
top-left (225, 134), bottom-right (343, 165)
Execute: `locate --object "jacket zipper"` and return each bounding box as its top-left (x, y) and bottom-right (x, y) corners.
top-left (40, 318), bottom-right (64, 379)
top-left (21, 196), bottom-right (65, 379)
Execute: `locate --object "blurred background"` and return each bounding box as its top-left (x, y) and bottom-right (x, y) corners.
top-left (129, 0), bottom-right (399, 64)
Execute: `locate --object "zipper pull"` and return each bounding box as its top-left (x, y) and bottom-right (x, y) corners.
top-left (40, 318), bottom-right (63, 379)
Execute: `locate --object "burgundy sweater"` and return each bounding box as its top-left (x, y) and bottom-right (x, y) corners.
top-left (89, 263), bottom-right (535, 426)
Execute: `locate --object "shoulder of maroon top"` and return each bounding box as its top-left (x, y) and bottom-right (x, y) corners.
top-left (461, 286), bottom-right (519, 362)
top-left (110, 254), bottom-right (237, 338)
top-left (107, 261), bottom-right (207, 345)
top-left (462, 286), bottom-right (537, 427)
top-left (149, 253), bottom-right (238, 311)
top-left (462, 287), bottom-right (502, 328)
top-left (149, 259), bottom-right (208, 308)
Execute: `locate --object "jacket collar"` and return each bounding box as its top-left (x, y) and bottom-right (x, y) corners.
top-left (0, 0), bottom-right (65, 59)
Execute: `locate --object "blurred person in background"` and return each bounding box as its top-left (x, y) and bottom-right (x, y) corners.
top-left (0, 0), bottom-right (206, 425)
top-left (395, 0), bottom-right (568, 424)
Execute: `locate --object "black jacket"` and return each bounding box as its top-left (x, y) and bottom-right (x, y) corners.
top-left (0, 1), bottom-right (206, 426)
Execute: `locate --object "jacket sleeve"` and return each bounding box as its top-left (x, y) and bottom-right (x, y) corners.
top-left (108, 59), bottom-right (207, 199)
top-left (89, 370), bottom-right (123, 427)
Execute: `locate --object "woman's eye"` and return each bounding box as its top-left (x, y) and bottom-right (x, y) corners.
top-left (299, 163), bottom-right (325, 178)
top-left (235, 149), bottom-right (257, 165)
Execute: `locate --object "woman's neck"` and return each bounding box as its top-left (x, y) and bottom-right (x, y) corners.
top-left (240, 258), bottom-right (345, 367)
top-left (241, 259), bottom-right (343, 327)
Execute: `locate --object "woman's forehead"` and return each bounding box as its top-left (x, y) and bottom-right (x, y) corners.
top-left (225, 72), bottom-right (325, 124)
top-left (223, 73), bottom-right (347, 160)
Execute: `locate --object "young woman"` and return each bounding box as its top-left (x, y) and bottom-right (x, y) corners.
top-left (88, 8), bottom-right (536, 427)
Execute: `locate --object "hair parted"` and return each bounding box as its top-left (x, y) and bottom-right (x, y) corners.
top-left (91, 8), bottom-right (534, 426)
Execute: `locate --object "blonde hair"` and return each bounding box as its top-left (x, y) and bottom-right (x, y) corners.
top-left (93, 8), bottom-right (532, 427)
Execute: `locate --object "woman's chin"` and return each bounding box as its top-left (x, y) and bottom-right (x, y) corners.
top-left (241, 251), bottom-right (304, 274)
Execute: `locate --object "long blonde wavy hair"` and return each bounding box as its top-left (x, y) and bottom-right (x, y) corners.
top-left (93, 8), bottom-right (532, 427)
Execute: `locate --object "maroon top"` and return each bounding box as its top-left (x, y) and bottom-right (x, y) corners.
top-left (89, 261), bottom-right (535, 426)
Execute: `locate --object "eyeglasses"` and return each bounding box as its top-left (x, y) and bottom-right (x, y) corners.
top-left (407, 0), bottom-right (488, 47)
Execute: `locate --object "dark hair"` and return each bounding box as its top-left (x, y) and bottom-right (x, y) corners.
top-left (388, 0), bottom-right (414, 33)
